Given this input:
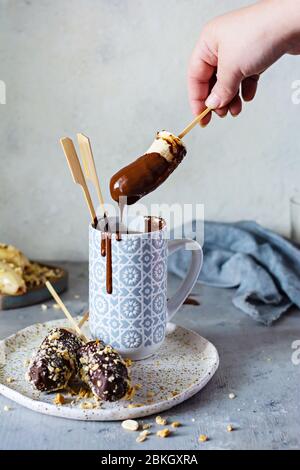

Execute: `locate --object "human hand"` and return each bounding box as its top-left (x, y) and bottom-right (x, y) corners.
top-left (188, 0), bottom-right (300, 125)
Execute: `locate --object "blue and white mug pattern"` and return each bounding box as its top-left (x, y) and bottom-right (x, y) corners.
top-left (89, 217), bottom-right (202, 360)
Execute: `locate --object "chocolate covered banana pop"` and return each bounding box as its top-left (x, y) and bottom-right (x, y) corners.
top-left (27, 328), bottom-right (83, 392)
top-left (77, 340), bottom-right (130, 402)
top-left (110, 131), bottom-right (186, 205)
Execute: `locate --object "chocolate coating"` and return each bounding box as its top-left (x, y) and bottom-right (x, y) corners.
top-left (110, 145), bottom-right (186, 205)
top-left (28, 328), bottom-right (83, 392)
top-left (77, 341), bottom-right (130, 401)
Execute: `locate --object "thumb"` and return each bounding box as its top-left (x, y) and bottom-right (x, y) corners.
top-left (205, 64), bottom-right (242, 109)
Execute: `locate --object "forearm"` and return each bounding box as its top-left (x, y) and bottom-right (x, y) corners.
top-left (264, 0), bottom-right (300, 55)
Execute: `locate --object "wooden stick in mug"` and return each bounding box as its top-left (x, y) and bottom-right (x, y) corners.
top-left (77, 133), bottom-right (106, 217)
top-left (60, 137), bottom-right (97, 227)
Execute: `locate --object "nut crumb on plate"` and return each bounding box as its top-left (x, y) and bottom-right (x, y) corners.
top-left (229, 393), bottom-right (236, 399)
top-left (142, 423), bottom-right (151, 430)
top-left (227, 424), bottom-right (234, 432)
top-left (171, 421), bottom-right (181, 428)
top-left (127, 403), bottom-right (144, 408)
top-left (80, 401), bottom-right (96, 410)
top-left (3, 405), bottom-right (11, 412)
top-left (156, 415), bottom-right (167, 426)
top-left (199, 434), bottom-right (208, 442)
top-left (53, 393), bottom-right (65, 405)
top-left (6, 377), bottom-right (14, 384)
top-left (157, 428), bottom-right (171, 438)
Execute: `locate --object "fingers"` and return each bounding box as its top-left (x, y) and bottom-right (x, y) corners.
top-left (241, 75), bottom-right (259, 101)
top-left (188, 35), bottom-right (217, 117)
top-left (188, 34), bottom-right (258, 125)
top-left (199, 111), bottom-right (212, 127)
top-left (205, 61), bottom-right (243, 109)
top-left (188, 57), bottom-right (215, 116)
top-left (214, 106), bottom-right (229, 118)
top-left (229, 94), bottom-right (242, 116)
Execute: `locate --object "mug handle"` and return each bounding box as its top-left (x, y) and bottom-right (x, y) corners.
top-left (167, 239), bottom-right (203, 321)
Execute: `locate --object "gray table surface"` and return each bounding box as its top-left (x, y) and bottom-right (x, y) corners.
top-left (0, 262), bottom-right (299, 451)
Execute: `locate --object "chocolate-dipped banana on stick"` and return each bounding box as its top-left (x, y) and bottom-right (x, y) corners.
top-left (77, 340), bottom-right (130, 402)
top-left (27, 328), bottom-right (83, 392)
top-left (110, 131), bottom-right (186, 205)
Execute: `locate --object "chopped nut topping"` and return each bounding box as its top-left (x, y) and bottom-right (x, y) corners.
top-left (146, 390), bottom-right (155, 398)
top-left (171, 421), bottom-right (181, 428)
top-left (53, 393), bottom-right (65, 406)
top-left (199, 434), bottom-right (208, 442)
top-left (156, 416), bottom-right (167, 426)
top-left (125, 358), bottom-right (133, 367)
top-left (156, 428), bottom-right (170, 438)
top-left (48, 332), bottom-right (61, 341)
top-left (6, 377), bottom-right (14, 384)
top-left (227, 424), bottom-right (234, 432)
top-left (121, 419), bottom-right (139, 431)
top-left (136, 434), bottom-right (147, 443)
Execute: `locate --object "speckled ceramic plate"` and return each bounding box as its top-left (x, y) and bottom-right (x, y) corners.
top-left (0, 318), bottom-right (219, 421)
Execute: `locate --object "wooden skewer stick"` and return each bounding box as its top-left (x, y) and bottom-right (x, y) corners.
top-left (60, 137), bottom-right (97, 227)
top-left (77, 133), bottom-right (106, 217)
top-left (178, 107), bottom-right (212, 139)
top-left (45, 281), bottom-right (88, 342)
top-left (77, 311), bottom-right (89, 329)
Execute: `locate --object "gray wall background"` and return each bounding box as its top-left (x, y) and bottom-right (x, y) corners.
top-left (0, 0), bottom-right (299, 261)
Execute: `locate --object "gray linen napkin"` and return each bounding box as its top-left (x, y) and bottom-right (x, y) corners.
top-left (168, 221), bottom-right (300, 325)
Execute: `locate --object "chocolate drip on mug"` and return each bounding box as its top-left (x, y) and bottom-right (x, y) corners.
top-left (106, 234), bottom-right (112, 294)
top-left (101, 233), bottom-right (106, 257)
top-left (100, 215), bottom-right (113, 294)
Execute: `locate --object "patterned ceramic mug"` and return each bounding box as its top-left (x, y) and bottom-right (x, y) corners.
top-left (89, 216), bottom-right (203, 360)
